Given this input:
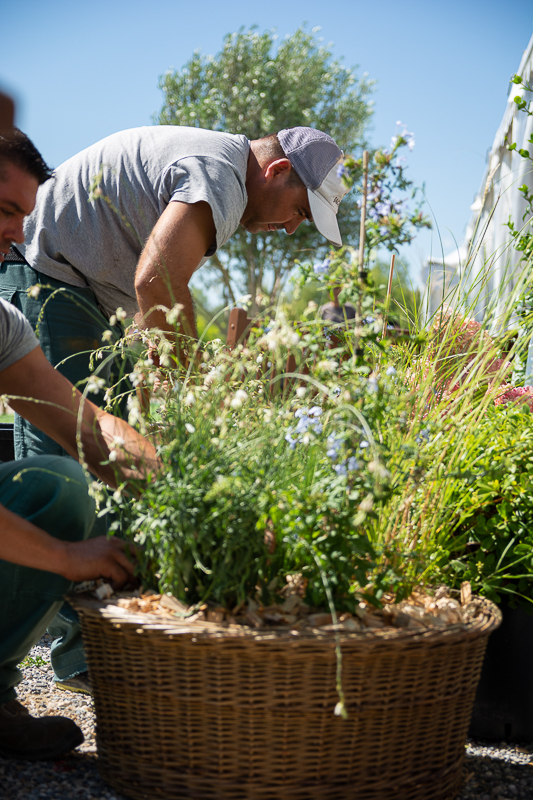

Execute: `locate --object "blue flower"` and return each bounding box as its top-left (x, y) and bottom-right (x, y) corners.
top-left (360, 440), bottom-right (369, 449)
top-left (386, 366), bottom-right (397, 376)
top-left (308, 406), bottom-right (322, 417)
top-left (337, 163), bottom-right (346, 179)
top-left (313, 258), bottom-right (331, 275)
top-left (347, 457), bottom-right (360, 471)
top-left (334, 463), bottom-right (347, 476)
top-left (375, 200), bottom-right (392, 217)
top-left (285, 429), bottom-right (297, 449)
top-left (326, 432), bottom-right (344, 460)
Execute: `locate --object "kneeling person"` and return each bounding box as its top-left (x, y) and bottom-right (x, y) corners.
top-left (0, 294), bottom-right (158, 761)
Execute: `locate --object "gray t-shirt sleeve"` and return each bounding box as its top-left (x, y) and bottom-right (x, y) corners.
top-left (162, 155), bottom-right (247, 259)
top-left (0, 298), bottom-right (39, 372)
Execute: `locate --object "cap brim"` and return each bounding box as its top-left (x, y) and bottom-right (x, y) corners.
top-left (308, 188), bottom-right (342, 248)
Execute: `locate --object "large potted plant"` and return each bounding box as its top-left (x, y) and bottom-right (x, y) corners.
top-left (69, 142), bottom-right (507, 798)
top-left (71, 280), bottom-right (501, 800)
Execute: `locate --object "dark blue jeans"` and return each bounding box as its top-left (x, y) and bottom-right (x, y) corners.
top-left (0, 258), bottom-right (129, 459)
top-left (0, 456), bottom-right (94, 703)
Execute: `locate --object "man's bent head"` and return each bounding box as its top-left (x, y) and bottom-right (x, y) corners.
top-left (243, 127), bottom-right (348, 246)
top-left (277, 127), bottom-right (348, 248)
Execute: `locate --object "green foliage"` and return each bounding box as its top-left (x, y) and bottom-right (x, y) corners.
top-left (102, 247), bottom-right (533, 615)
top-left (108, 304), bottom-right (429, 612)
top-left (505, 74), bottom-right (533, 383)
top-left (20, 654), bottom-right (47, 669)
top-left (340, 126), bottom-right (432, 255)
top-left (424, 404), bottom-right (533, 607)
top-left (156, 25), bottom-right (374, 310)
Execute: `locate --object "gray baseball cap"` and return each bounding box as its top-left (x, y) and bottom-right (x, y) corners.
top-left (277, 127), bottom-right (349, 247)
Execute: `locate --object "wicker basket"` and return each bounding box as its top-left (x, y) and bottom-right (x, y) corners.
top-left (71, 595), bottom-right (501, 800)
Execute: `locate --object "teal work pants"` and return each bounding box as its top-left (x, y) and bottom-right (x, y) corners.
top-left (0, 456), bottom-right (94, 704)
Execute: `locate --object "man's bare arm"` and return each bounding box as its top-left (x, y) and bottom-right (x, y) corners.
top-left (134, 200), bottom-right (216, 340)
top-left (0, 346), bottom-right (160, 487)
top-left (0, 503), bottom-right (136, 585)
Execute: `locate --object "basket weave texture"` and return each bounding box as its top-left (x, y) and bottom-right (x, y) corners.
top-left (71, 595), bottom-right (501, 800)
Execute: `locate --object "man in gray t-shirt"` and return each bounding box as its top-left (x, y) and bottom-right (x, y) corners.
top-left (14, 124), bottom-right (348, 339)
top-left (1, 124), bottom-right (349, 457)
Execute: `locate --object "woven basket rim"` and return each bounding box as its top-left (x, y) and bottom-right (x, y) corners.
top-left (69, 593), bottom-right (502, 646)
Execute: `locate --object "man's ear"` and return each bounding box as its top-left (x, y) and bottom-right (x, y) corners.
top-left (264, 158), bottom-right (292, 183)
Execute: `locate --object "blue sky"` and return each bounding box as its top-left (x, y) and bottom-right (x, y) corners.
top-left (2, 0), bottom-right (532, 285)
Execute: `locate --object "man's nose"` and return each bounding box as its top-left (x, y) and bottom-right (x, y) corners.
top-left (284, 217), bottom-right (303, 235)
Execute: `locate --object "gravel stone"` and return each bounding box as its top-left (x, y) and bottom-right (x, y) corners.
top-left (2, 635), bottom-right (533, 799)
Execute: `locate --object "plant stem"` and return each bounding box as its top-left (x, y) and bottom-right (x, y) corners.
top-left (382, 253), bottom-right (396, 337)
top-left (355, 150), bottom-right (369, 359)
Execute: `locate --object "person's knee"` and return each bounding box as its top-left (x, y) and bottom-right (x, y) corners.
top-left (0, 456), bottom-right (95, 544)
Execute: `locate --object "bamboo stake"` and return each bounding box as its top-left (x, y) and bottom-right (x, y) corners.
top-left (355, 150), bottom-right (369, 357)
top-left (358, 151), bottom-right (369, 279)
top-left (382, 253), bottom-right (396, 337)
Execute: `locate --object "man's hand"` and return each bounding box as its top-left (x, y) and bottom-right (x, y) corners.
top-left (0, 502), bottom-right (137, 589)
top-left (61, 536), bottom-right (137, 587)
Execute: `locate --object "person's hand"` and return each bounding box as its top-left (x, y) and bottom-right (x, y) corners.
top-left (61, 536), bottom-right (138, 588)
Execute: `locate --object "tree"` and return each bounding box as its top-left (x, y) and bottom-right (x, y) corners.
top-left (156, 25), bottom-right (374, 314)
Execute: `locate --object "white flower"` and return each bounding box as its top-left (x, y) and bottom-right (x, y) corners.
top-left (109, 315), bottom-right (117, 326)
top-left (359, 495), bottom-right (374, 513)
top-left (185, 423), bottom-right (195, 433)
top-left (166, 303), bottom-right (184, 326)
top-left (317, 359), bottom-right (338, 373)
top-left (230, 389), bottom-right (247, 409)
top-left (112, 436), bottom-right (125, 447)
top-left (386, 366), bottom-right (397, 376)
top-left (183, 391), bottom-right (195, 407)
top-left (101, 330), bottom-right (113, 343)
top-left (296, 387), bottom-right (307, 398)
top-left (108, 450), bottom-right (118, 462)
top-left (237, 294), bottom-right (252, 306)
top-left (86, 376), bottom-right (106, 394)
top-left (27, 284), bottom-right (41, 299)
top-left (115, 307), bottom-right (127, 322)
top-left (113, 489), bottom-right (122, 503)
top-left (129, 371), bottom-right (143, 388)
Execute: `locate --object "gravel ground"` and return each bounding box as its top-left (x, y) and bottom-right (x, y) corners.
top-left (2, 637), bottom-right (533, 800)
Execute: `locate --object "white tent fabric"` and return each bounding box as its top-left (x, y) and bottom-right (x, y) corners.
top-left (422, 33), bottom-right (533, 328)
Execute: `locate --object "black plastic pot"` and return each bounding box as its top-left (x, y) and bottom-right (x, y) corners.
top-left (469, 599), bottom-right (533, 742)
top-left (0, 422), bottom-right (15, 462)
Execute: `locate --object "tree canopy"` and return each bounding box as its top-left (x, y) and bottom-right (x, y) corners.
top-left (156, 26), bottom-right (374, 312)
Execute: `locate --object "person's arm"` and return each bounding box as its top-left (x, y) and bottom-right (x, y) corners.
top-left (0, 346), bottom-right (159, 584)
top-left (133, 200), bottom-right (216, 341)
top-left (0, 503), bottom-right (135, 584)
top-left (0, 346), bottom-right (160, 488)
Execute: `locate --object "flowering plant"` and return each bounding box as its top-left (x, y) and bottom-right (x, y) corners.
top-left (102, 307), bottom-right (430, 614)
top-left (340, 121), bottom-right (431, 254)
